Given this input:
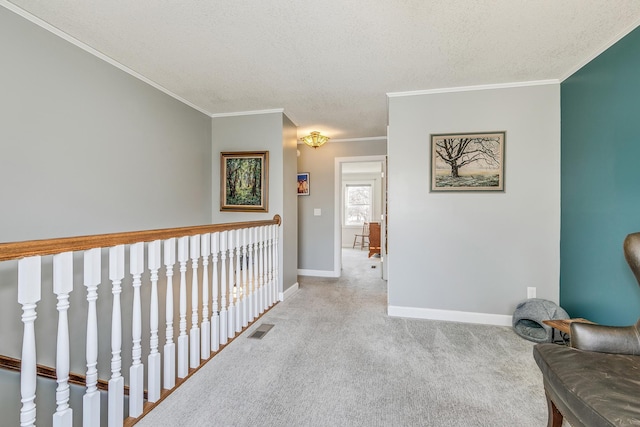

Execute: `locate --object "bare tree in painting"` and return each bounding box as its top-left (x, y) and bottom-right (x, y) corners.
top-left (434, 136), bottom-right (500, 177)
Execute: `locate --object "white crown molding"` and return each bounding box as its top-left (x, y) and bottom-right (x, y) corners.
top-left (297, 136), bottom-right (387, 145)
top-left (387, 305), bottom-right (513, 327)
top-left (210, 108), bottom-right (285, 118)
top-left (386, 79), bottom-right (559, 98)
top-left (1, 0), bottom-right (214, 117)
top-left (330, 136), bottom-right (387, 143)
top-left (560, 17), bottom-right (640, 81)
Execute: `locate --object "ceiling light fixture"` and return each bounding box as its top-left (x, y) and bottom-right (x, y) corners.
top-left (300, 131), bottom-right (330, 149)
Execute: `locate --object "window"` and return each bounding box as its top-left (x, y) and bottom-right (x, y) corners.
top-left (344, 183), bottom-right (373, 226)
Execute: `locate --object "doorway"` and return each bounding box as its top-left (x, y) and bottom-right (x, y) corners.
top-left (334, 156), bottom-right (387, 279)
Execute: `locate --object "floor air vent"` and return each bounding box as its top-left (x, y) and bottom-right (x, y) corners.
top-left (248, 323), bottom-right (274, 339)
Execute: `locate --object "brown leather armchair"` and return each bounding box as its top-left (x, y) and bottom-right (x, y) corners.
top-left (533, 232), bottom-right (640, 427)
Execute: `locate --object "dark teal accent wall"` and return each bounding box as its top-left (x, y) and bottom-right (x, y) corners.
top-left (561, 26), bottom-right (640, 325)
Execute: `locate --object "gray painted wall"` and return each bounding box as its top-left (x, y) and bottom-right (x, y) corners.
top-left (211, 112), bottom-right (298, 292)
top-left (387, 84), bottom-right (560, 322)
top-left (0, 7), bottom-right (212, 242)
top-left (0, 7), bottom-right (212, 425)
top-left (297, 140), bottom-right (387, 272)
top-left (282, 116), bottom-right (299, 291)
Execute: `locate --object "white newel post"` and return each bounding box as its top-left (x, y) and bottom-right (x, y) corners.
top-left (189, 235), bottom-right (201, 368)
top-left (235, 230), bottom-right (242, 333)
top-left (53, 252), bottom-right (73, 427)
top-left (177, 236), bottom-right (189, 378)
top-left (274, 224), bottom-right (280, 302)
top-left (273, 224), bottom-right (279, 304)
top-left (263, 225), bottom-right (270, 311)
top-left (148, 240), bottom-right (161, 403)
top-left (266, 225), bottom-right (273, 307)
top-left (210, 232), bottom-right (220, 352)
top-left (129, 242), bottom-right (145, 417)
top-left (242, 228), bottom-right (249, 328)
top-left (108, 245), bottom-right (125, 427)
top-left (163, 238), bottom-right (176, 389)
top-left (219, 231), bottom-right (228, 346)
top-left (83, 248), bottom-right (101, 427)
top-left (227, 229), bottom-right (236, 339)
top-left (18, 256), bottom-right (40, 427)
top-left (200, 233), bottom-right (211, 360)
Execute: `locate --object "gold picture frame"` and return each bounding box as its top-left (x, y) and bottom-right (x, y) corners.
top-left (220, 151), bottom-right (269, 211)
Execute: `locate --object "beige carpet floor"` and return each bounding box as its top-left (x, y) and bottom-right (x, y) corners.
top-left (137, 248), bottom-right (550, 427)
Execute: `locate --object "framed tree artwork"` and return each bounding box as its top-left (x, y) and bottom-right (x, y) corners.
top-left (220, 151), bottom-right (269, 211)
top-left (430, 131), bottom-right (505, 192)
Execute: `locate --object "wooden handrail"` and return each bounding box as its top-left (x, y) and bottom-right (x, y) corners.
top-left (0, 215), bottom-right (281, 262)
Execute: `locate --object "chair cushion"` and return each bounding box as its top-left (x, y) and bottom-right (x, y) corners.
top-left (534, 343), bottom-right (640, 426)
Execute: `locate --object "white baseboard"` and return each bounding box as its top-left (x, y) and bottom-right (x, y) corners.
top-left (387, 305), bottom-right (513, 327)
top-left (297, 269), bottom-right (339, 278)
top-left (279, 282), bottom-right (299, 301)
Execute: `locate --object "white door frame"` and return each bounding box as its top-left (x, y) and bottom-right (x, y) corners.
top-left (334, 155), bottom-right (387, 277)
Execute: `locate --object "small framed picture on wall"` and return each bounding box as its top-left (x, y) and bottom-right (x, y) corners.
top-left (297, 172), bottom-right (310, 196)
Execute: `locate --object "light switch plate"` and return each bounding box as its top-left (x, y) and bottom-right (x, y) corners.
top-left (314, 208), bottom-right (321, 216)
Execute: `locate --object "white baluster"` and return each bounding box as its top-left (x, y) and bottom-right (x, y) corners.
top-left (148, 240), bottom-right (161, 402)
top-left (252, 227), bottom-right (259, 320)
top-left (263, 225), bottom-right (269, 311)
top-left (235, 230), bottom-right (242, 333)
top-left (259, 226), bottom-right (266, 314)
top-left (189, 235), bottom-right (201, 368)
top-left (219, 231), bottom-right (228, 346)
top-left (53, 252), bottom-right (73, 427)
top-left (18, 256), bottom-right (40, 427)
top-left (273, 224), bottom-right (280, 303)
top-left (177, 237), bottom-right (189, 378)
top-left (129, 242), bottom-right (144, 417)
top-left (227, 230), bottom-right (236, 339)
top-left (83, 248), bottom-right (101, 427)
top-left (242, 229), bottom-right (249, 328)
top-left (200, 234), bottom-right (211, 360)
top-left (163, 238), bottom-right (176, 389)
top-left (108, 245), bottom-right (124, 427)
top-left (210, 232), bottom-right (220, 352)
top-left (246, 228), bottom-right (254, 321)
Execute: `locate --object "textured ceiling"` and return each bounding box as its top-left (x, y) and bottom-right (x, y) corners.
top-left (5, 1), bottom-right (640, 140)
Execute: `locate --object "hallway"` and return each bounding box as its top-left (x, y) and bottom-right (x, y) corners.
top-left (138, 249), bottom-right (546, 427)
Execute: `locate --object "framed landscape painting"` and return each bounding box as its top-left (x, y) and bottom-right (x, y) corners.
top-left (220, 151), bottom-right (269, 211)
top-left (297, 172), bottom-right (310, 196)
top-left (431, 131), bottom-right (505, 192)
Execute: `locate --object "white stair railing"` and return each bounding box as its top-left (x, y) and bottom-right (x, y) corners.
top-left (84, 248), bottom-right (102, 426)
top-left (163, 238), bottom-right (176, 391)
top-left (108, 245), bottom-right (125, 427)
top-left (147, 240), bottom-right (162, 403)
top-left (0, 215), bottom-right (281, 427)
top-left (53, 252), bottom-right (73, 427)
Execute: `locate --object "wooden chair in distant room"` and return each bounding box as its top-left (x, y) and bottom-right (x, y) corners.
top-left (368, 222), bottom-right (381, 258)
top-left (352, 222), bottom-right (370, 249)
